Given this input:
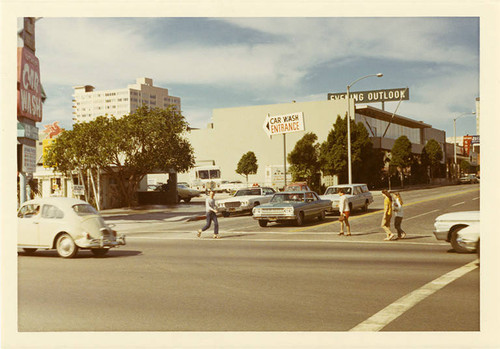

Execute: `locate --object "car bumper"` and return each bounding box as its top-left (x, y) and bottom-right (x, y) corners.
top-left (218, 206), bottom-right (252, 213)
top-left (433, 230), bottom-right (449, 241)
top-left (76, 234), bottom-right (126, 249)
top-left (253, 215), bottom-right (296, 221)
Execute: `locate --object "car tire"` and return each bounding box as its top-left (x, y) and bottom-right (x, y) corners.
top-left (56, 233), bottom-right (79, 258)
top-left (23, 248), bottom-right (37, 255)
top-left (450, 226), bottom-right (473, 253)
top-left (184, 197), bottom-right (191, 203)
top-left (296, 212), bottom-right (304, 226)
top-left (258, 220), bottom-right (268, 227)
top-left (349, 203), bottom-right (353, 212)
top-left (362, 201), bottom-right (369, 212)
top-left (318, 210), bottom-right (325, 221)
top-left (91, 248), bottom-right (109, 257)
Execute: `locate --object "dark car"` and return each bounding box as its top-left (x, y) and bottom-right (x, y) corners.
top-left (252, 191), bottom-right (331, 227)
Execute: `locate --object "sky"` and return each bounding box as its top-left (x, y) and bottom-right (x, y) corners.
top-left (31, 17), bottom-right (480, 138)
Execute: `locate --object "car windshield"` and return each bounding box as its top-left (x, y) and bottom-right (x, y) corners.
top-left (72, 204), bottom-right (99, 216)
top-left (271, 193), bottom-right (305, 203)
top-left (325, 187), bottom-right (352, 195)
top-left (235, 189), bottom-right (261, 196)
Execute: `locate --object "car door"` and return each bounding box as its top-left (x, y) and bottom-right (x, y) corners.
top-left (18, 204), bottom-right (41, 247)
top-left (38, 204), bottom-right (66, 247)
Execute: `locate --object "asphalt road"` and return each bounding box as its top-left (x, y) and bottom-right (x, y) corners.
top-left (17, 184), bottom-right (480, 332)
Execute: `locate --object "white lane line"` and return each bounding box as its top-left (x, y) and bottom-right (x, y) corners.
top-left (349, 260), bottom-right (479, 332)
top-left (473, 197), bottom-right (480, 201)
top-left (126, 235), bottom-right (448, 246)
top-left (451, 201), bottom-right (465, 207)
top-left (405, 209), bottom-right (439, 221)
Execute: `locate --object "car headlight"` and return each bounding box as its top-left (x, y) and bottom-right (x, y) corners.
top-left (284, 207), bottom-right (294, 214)
top-left (242, 201), bottom-right (249, 206)
top-left (253, 208), bottom-right (261, 215)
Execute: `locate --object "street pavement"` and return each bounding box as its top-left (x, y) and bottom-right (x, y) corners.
top-left (16, 184), bottom-right (486, 345)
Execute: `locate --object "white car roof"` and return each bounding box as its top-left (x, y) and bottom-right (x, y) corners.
top-left (21, 197), bottom-right (90, 207)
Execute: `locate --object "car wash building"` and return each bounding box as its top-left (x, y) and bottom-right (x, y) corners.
top-left (183, 87), bottom-right (447, 188)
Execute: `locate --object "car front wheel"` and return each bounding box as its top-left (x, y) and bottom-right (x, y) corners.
top-left (258, 220), bottom-right (268, 227)
top-left (56, 233), bottom-right (79, 258)
top-left (450, 226), bottom-right (473, 253)
top-left (295, 212), bottom-right (304, 226)
top-left (23, 248), bottom-right (37, 255)
top-left (318, 210), bottom-right (325, 221)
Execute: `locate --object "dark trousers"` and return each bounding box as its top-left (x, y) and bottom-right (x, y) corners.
top-left (202, 211), bottom-right (219, 235)
top-left (394, 216), bottom-right (405, 237)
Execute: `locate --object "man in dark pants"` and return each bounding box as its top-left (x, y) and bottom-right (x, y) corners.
top-left (197, 190), bottom-right (219, 239)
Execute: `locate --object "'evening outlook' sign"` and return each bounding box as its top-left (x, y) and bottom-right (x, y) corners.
top-left (328, 87), bottom-right (409, 104)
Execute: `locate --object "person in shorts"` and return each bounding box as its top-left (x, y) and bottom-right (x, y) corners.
top-left (338, 190), bottom-right (351, 236)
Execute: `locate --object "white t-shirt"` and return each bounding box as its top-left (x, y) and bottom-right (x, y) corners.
top-left (393, 197), bottom-right (404, 217)
top-left (338, 195), bottom-right (349, 213)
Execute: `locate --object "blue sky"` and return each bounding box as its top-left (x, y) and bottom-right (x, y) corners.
top-left (33, 17), bottom-right (480, 138)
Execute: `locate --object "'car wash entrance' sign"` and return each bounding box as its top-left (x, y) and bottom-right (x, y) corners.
top-left (263, 112), bottom-right (304, 137)
top-left (328, 87), bottom-right (410, 104)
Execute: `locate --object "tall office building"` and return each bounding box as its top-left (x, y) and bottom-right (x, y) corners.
top-left (72, 77), bottom-right (181, 123)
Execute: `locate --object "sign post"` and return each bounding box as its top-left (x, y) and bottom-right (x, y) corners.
top-left (263, 112), bottom-right (305, 189)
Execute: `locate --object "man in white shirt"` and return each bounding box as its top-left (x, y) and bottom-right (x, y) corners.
top-left (197, 190), bottom-right (219, 239)
top-left (338, 190), bottom-right (351, 236)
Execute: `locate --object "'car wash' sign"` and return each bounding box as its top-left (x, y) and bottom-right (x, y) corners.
top-left (17, 47), bottom-right (43, 122)
top-left (328, 87), bottom-right (409, 104)
top-left (263, 112), bottom-right (304, 137)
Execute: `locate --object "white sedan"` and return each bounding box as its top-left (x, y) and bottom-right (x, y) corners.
top-left (433, 211), bottom-right (479, 253)
top-left (216, 187), bottom-right (276, 217)
top-left (18, 197), bottom-right (126, 258)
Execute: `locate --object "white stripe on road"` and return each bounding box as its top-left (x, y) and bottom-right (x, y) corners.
top-left (451, 201), bottom-right (465, 207)
top-left (473, 197), bottom-right (480, 201)
top-left (349, 260), bottom-right (479, 332)
top-left (405, 209), bottom-right (439, 221)
top-left (126, 234), bottom-right (449, 247)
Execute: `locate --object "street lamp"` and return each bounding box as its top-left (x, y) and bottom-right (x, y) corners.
top-left (453, 111), bottom-right (476, 179)
top-left (346, 73), bottom-right (383, 184)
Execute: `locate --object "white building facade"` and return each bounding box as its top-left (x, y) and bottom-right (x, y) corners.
top-left (72, 77), bottom-right (181, 123)
top-left (180, 99), bottom-right (445, 188)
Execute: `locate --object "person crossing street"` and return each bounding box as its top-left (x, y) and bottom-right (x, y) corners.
top-left (197, 190), bottom-right (220, 239)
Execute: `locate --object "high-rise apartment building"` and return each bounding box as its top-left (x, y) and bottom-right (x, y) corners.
top-left (72, 77), bottom-right (181, 123)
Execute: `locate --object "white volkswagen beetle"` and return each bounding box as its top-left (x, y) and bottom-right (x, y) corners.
top-left (17, 197), bottom-right (126, 258)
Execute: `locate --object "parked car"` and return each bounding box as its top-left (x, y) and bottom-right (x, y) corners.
top-left (319, 184), bottom-right (373, 214)
top-left (17, 197), bottom-right (126, 258)
top-left (217, 187), bottom-right (276, 216)
top-left (252, 191), bottom-right (331, 227)
top-left (219, 180), bottom-right (248, 194)
top-left (459, 174), bottom-right (479, 184)
top-left (433, 211), bottom-right (480, 253)
top-left (177, 184), bottom-right (201, 203)
top-left (284, 182), bottom-right (311, 192)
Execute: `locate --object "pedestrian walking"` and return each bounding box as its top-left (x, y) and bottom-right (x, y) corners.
top-left (338, 190), bottom-right (351, 236)
top-left (197, 190), bottom-right (220, 239)
top-left (392, 192), bottom-right (406, 239)
top-left (381, 189), bottom-right (395, 241)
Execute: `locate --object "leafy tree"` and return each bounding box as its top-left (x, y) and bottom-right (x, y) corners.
top-left (287, 132), bottom-right (321, 190)
top-left (45, 106), bottom-right (195, 207)
top-left (460, 159), bottom-right (471, 175)
top-left (422, 139), bottom-right (443, 179)
top-left (236, 151), bottom-right (258, 184)
top-left (319, 115), bottom-right (383, 186)
top-left (390, 136), bottom-right (413, 188)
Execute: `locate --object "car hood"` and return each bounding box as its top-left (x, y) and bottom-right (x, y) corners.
top-left (218, 195), bottom-right (262, 203)
top-left (435, 211), bottom-right (480, 222)
top-left (257, 202), bottom-right (296, 208)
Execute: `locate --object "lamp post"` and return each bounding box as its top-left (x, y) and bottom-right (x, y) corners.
top-left (453, 111), bottom-right (475, 180)
top-left (346, 73), bottom-right (383, 184)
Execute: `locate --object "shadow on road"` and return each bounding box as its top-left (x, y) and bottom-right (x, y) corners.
top-left (18, 249), bottom-right (143, 259)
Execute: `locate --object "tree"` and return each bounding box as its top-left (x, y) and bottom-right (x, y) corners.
top-left (287, 132), bottom-right (321, 191)
top-left (422, 139), bottom-right (443, 179)
top-left (390, 136), bottom-right (413, 188)
top-left (460, 159), bottom-right (471, 175)
top-left (45, 106), bottom-right (195, 207)
top-left (236, 151), bottom-right (258, 184)
top-left (319, 115), bottom-right (383, 186)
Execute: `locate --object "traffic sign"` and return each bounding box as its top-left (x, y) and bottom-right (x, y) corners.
top-left (263, 112), bottom-right (304, 137)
